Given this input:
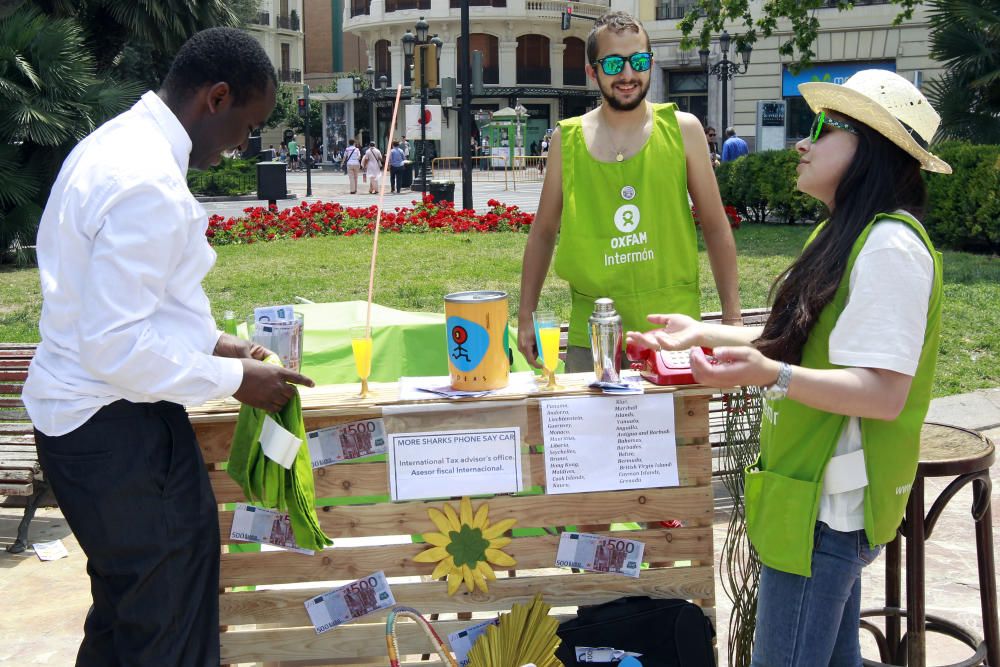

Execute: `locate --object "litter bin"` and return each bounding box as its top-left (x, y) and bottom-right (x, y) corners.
top-left (401, 162), bottom-right (414, 190)
top-left (427, 180), bottom-right (455, 204)
top-left (256, 161), bottom-right (287, 203)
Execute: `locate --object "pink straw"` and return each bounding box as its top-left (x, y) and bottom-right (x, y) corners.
top-left (365, 84), bottom-right (404, 335)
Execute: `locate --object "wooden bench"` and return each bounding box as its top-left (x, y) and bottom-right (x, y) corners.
top-left (0, 343), bottom-right (51, 554)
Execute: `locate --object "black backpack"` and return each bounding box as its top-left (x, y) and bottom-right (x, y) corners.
top-left (556, 597), bottom-right (716, 666)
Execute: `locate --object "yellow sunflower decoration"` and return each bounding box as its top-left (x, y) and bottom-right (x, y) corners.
top-left (413, 496), bottom-right (517, 596)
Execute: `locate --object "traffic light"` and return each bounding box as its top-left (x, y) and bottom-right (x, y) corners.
top-left (297, 97), bottom-right (307, 117)
top-left (562, 6), bottom-right (572, 30)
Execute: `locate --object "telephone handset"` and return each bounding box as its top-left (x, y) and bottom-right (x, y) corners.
top-left (625, 343), bottom-right (713, 385)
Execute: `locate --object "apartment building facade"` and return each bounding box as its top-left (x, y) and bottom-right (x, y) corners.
top-left (331, 0), bottom-right (942, 156)
top-left (644, 0), bottom-right (943, 149)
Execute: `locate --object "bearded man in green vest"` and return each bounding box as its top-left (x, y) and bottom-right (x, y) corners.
top-left (517, 10), bottom-right (741, 371)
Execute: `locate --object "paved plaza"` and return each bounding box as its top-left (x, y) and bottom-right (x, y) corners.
top-left (201, 168), bottom-right (544, 220)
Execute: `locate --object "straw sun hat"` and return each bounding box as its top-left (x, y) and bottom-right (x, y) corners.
top-left (799, 69), bottom-right (952, 174)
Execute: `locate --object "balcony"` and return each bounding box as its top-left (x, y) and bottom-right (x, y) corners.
top-left (276, 13), bottom-right (300, 30)
top-left (386, 0), bottom-right (431, 10)
top-left (524, 0), bottom-right (608, 21)
top-left (656, 2), bottom-right (705, 20)
top-left (564, 67), bottom-right (586, 86)
top-left (517, 66), bottom-right (551, 85)
top-left (450, 0), bottom-right (506, 7)
top-left (251, 11), bottom-right (269, 26)
top-left (279, 68), bottom-right (302, 83)
top-left (820, 0), bottom-right (889, 5)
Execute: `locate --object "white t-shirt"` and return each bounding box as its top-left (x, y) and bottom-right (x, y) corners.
top-left (818, 215), bottom-right (934, 532)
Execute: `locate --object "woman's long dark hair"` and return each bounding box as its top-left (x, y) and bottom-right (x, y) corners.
top-left (755, 118), bottom-right (928, 364)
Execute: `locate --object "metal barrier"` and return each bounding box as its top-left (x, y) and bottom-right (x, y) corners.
top-left (429, 155), bottom-right (509, 190)
top-left (510, 155), bottom-right (547, 190)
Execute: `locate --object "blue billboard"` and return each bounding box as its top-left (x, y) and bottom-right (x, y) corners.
top-left (782, 61), bottom-right (896, 97)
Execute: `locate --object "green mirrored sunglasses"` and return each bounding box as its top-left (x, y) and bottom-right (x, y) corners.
top-left (809, 111), bottom-right (859, 143)
top-left (593, 52), bottom-right (653, 76)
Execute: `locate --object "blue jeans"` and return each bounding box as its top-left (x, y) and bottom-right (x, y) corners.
top-left (751, 522), bottom-right (883, 667)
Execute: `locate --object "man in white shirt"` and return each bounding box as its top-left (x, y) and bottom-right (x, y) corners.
top-left (23, 28), bottom-right (313, 666)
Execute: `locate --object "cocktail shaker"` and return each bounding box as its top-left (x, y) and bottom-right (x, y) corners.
top-left (588, 297), bottom-right (623, 383)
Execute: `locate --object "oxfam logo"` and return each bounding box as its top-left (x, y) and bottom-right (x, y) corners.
top-left (614, 204), bottom-right (640, 233)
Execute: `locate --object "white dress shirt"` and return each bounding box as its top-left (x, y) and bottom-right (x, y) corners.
top-left (24, 91), bottom-right (244, 437)
top-left (818, 215), bottom-right (934, 532)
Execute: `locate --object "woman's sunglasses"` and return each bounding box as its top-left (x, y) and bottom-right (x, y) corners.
top-left (809, 111), bottom-right (859, 143)
top-left (593, 52), bottom-right (653, 76)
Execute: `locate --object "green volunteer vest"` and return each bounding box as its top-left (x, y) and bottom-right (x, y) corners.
top-left (555, 103), bottom-right (700, 348)
top-left (746, 212), bottom-right (943, 577)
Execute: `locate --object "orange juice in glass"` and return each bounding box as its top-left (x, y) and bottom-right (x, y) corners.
top-left (533, 311), bottom-right (562, 390)
top-left (350, 326), bottom-right (372, 397)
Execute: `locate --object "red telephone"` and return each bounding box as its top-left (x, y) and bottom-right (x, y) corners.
top-left (625, 344), bottom-right (713, 386)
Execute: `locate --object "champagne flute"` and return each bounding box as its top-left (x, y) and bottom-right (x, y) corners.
top-left (533, 311), bottom-right (562, 391)
top-left (349, 325), bottom-right (372, 397)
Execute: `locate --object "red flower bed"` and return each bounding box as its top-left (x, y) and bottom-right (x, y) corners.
top-left (691, 205), bottom-right (742, 229)
top-left (205, 195), bottom-right (534, 245)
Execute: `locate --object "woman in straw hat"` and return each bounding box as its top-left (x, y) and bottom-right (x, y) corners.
top-left (627, 69), bottom-right (950, 664)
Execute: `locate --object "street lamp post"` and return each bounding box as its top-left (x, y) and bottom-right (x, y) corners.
top-left (401, 18), bottom-right (442, 199)
top-left (699, 31), bottom-right (752, 136)
top-left (514, 102), bottom-right (527, 163)
top-left (366, 66), bottom-right (375, 146)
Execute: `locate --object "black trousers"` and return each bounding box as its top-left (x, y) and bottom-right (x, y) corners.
top-left (390, 165), bottom-right (403, 192)
top-left (36, 400), bottom-right (220, 667)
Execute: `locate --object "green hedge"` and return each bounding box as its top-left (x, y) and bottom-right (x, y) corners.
top-left (187, 157), bottom-right (257, 196)
top-left (923, 142), bottom-right (1000, 254)
top-left (715, 142), bottom-right (1000, 254)
top-left (715, 150), bottom-right (826, 225)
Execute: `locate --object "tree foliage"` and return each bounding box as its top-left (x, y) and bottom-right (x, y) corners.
top-left (0, 1), bottom-right (243, 262)
top-left (923, 0), bottom-right (1000, 143)
top-left (677, 0), bottom-right (923, 71)
top-left (0, 7), bottom-right (142, 263)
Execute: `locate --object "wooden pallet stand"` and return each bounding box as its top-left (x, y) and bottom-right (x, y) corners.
top-left (189, 373), bottom-right (718, 665)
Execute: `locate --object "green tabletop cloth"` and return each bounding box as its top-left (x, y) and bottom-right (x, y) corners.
top-left (290, 301), bottom-right (537, 385)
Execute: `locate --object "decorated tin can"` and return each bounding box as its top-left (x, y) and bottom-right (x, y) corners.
top-left (444, 291), bottom-right (511, 390)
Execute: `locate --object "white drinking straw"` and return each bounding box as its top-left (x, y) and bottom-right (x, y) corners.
top-left (365, 84), bottom-right (404, 335)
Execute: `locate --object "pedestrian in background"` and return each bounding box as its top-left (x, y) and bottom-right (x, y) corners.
top-left (721, 126), bottom-right (749, 162)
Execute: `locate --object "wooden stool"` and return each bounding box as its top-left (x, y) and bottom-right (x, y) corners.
top-left (861, 422), bottom-right (997, 667)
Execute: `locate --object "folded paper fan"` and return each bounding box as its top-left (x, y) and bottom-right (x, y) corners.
top-left (466, 594), bottom-right (563, 667)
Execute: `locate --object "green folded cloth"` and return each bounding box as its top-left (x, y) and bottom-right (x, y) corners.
top-left (227, 357), bottom-right (332, 552)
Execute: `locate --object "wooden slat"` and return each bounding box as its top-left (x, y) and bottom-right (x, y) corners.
top-left (219, 565), bottom-right (715, 627)
top-left (0, 444), bottom-right (36, 452)
top-left (0, 398), bottom-right (26, 407)
top-left (209, 443), bottom-right (712, 503)
top-left (0, 371), bottom-right (27, 382)
top-left (0, 469), bottom-right (33, 483)
top-left (0, 383), bottom-right (26, 393)
top-left (196, 389), bottom-right (711, 464)
top-left (220, 616), bottom-right (578, 663)
top-left (0, 452), bottom-right (41, 462)
top-left (0, 424), bottom-right (33, 435)
top-left (0, 481), bottom-right (32, 495)
top-left (220, 526), bottom-right (713, 587)
top-left (0, 409), bottom-right (29, 421)
top-left (219, 485), bottom-right (713, 540)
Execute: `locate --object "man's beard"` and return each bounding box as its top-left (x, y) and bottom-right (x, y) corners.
top-left (599, 77), bottom-right (650, 111)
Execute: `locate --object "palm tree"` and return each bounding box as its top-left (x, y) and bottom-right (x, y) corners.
top-left (924, 0), bottom-right (1000, 143)
top-left (0, 7), bottom-right (141, 263)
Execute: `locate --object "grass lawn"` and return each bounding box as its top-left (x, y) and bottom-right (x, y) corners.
top-left (1, 225), bottom-right (996, 397)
